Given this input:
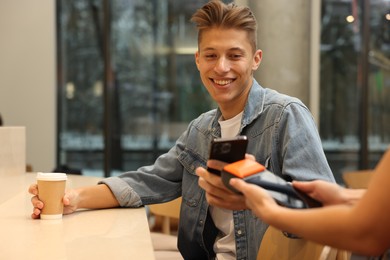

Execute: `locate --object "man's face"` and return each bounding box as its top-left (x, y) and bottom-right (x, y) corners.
top-left (195, 28), bottom-right (262, 118)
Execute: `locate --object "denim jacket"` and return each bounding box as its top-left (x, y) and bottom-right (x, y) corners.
top-left (100, 79), bottom-right (335, 260)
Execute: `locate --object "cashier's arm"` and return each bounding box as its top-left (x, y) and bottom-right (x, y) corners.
top-left (29, 184), bottom-right (120, 219)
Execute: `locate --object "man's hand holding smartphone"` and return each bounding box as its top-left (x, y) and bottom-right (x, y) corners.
top-left (195, 135), bottom-right (249, 210)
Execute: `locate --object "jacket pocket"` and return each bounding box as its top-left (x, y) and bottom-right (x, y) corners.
top-left (178, 148), bottom-right (205, 208)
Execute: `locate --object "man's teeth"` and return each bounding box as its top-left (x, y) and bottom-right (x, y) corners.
top-left (214, 79), bottom-right (232, 85)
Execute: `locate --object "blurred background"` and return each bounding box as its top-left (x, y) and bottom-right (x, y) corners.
top-left (0, 0), bottom-right (389, 184)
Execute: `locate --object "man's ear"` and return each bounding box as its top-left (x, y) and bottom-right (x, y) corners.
top-left (195, 51), bottom-right (200, 70)
top-left (252, 49), bottom-right (262, 70)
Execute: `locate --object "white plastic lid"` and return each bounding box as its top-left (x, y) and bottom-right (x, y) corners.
top-left (36, 172), bottom-right (67, 181)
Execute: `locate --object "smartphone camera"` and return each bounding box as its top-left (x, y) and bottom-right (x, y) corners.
top-left (214, 142), bottom-right (232, 155)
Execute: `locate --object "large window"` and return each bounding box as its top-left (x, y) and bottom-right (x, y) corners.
top-left (320, 0), bottom-right (390, 182)
top-left (57, 0), bottom-right (390, 180)
top-left (57, 0), bottom-right (215, 177)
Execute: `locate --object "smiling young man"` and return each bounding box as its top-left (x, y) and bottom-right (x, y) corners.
top-left (193, 1), bottom-right (334, 259)
top-left (195, 27), bottom-right (262, 120)
top-left (29, 1), bottom-right (335, 259)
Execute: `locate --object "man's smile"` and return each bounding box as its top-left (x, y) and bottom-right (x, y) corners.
top-left (211, 78), bottom-right (235, 87)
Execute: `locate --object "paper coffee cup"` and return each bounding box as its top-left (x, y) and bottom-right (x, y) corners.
top-left (36, 172), bottom-right (67, 220)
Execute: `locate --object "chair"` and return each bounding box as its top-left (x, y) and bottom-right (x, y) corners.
top-left (148, 197), bottom-right (183, 260)
top-left (149, 197), bottom-right (182, 235)
top-left (257, 226), bottom-right (351, 260)
top-left (342, 170), bottom-right (373, 189)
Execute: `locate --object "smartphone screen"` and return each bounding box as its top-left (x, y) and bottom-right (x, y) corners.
top-left (207, 135), bottom-right (248, 175)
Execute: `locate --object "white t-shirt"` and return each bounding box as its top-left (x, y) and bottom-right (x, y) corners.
top-left (210, 111), bottom-right (243, 260)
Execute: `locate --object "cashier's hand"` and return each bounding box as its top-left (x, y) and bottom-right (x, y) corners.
top-left (292, 180), bottom-right (365, 206)
top-left (29, 184), bottom-right (79, 219)
top-left (196, 154), bottom-right (255, 210)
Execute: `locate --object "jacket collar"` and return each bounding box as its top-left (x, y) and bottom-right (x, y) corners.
top-left (212, 79), bottom-right (265, 133)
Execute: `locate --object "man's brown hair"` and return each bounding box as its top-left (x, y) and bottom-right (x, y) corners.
top-left (191, 0), bottom-right (258, 53)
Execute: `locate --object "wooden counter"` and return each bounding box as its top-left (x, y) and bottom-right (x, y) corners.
top-left (0, 173), bottom-right (155, 260)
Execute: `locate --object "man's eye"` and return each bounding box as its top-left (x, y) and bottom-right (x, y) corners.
top-left (230, 54), bottom-right (242, 59)
top-left (205, 54), bottom-right (216, 59)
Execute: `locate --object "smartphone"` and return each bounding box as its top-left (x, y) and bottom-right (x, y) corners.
top-left (207, 135), bottom-right (248, 176)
